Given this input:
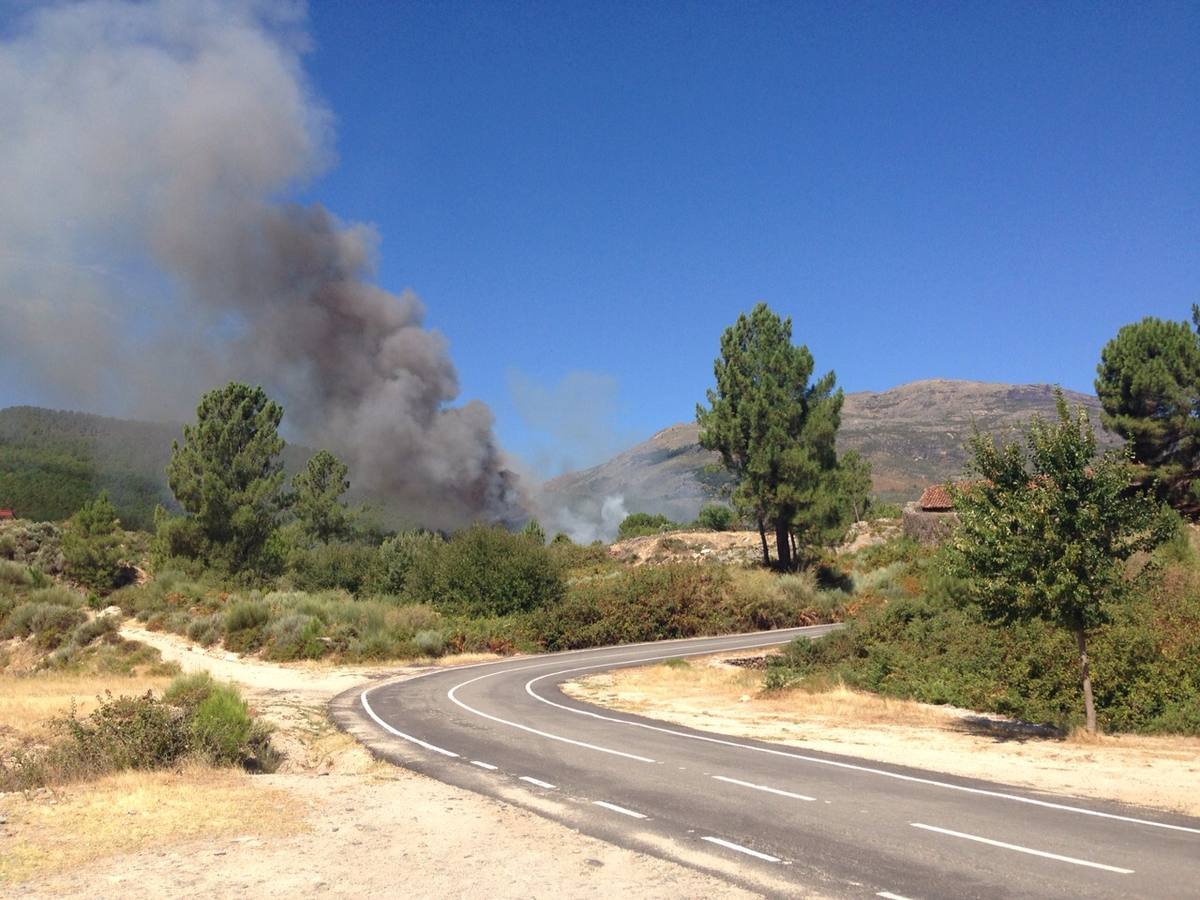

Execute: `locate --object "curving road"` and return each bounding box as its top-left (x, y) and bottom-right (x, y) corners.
top-left (332, 627), bottom-right (1200, 899)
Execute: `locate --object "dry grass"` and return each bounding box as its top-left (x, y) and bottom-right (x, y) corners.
top-left (0, 765), bottom-right (303, 884)
top-left (567, 654), bottom-right (1200, 817)
top-left (0, 673), bottom-right (175, 739)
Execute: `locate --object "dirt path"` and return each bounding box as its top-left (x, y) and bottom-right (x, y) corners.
top-left (565, 655), bottom-right (1200, 818)
top-left (3, 625), bottom-right (758, 899)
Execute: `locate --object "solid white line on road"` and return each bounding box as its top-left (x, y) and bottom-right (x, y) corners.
top-left (525, 668), bottom-right (1200, 837)
top-left (701, 836), bottom-right (781, 863)
top-left (910, 823), bottom-right (1135, 874)
top-left (448, 671), bottom-right (657, 763)
top-left (592, 800), bottom-right (647, 819)
top-left (877, 892), bottom-right (917, 900)
top-left (519, 776), bottom-right (556, 789)
top-left (360, 691), bottom-right (459, 758)
top-left (712, 774), bottom-right (815, 801)
top-left (470, 760), bottom-right (498, 770)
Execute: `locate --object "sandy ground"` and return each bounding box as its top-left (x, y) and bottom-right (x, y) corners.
top-left (564, 655), bottom-right (1200, 818)
top-left (1, 626), bottom-right (756, 899)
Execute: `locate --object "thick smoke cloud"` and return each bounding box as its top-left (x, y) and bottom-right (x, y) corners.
top-left (0, 0), bottom-right (524, 529)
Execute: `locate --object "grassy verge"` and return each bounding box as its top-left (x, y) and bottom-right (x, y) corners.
top-left (0, 765), bottom-right (302, 884)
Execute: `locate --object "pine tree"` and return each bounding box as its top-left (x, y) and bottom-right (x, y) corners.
top-left (1095, 310), bottom-right (1200, 511)
top-left (165, 383), bottom-right (287, 573)
top-left (696, 303), bottom-right (854, 569)
top-left (292, 450), bottom-right (352, 544)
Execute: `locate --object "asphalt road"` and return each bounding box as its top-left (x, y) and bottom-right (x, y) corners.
top-left (332, 626), bottom-right (1200, 899)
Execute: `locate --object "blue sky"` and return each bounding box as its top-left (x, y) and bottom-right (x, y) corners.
top-left (4, 2), bottom-right (1198, 477)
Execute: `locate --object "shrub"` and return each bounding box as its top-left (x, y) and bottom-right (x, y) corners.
top-left (287, 541), bottom-right (383, 594)
top-left (187, 613), bottom-right (225, 647)
top-left (0, 559), bottom-right (32, 585)
top-left (192, 684), bottom-right (253, 764)
top-left (223, 599), bottom-right (270, 653)
top-left (375, 531), bottom-right (441, 595)
top-left (69, 614), bottom-right (119, 649)
top-left (696, 504), bottom-right (736, 531)
top-left (428, 524), bottom-right (563, 617)
top-left (617, 512), bottom-right (678, 540)
top-left (2, 601), bottom-right (87, 649)
top-left (414, 629), bottom-right (446, 657)
top-left (262, 612), bottom-right (326, 661)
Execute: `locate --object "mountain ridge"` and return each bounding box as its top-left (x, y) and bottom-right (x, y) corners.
top-left (541, 379), bottom-right (1119, 527)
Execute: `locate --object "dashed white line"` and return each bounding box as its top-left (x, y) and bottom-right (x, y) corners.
top-left (360, 691), bottom-right (459, 757)
top-left (519, 776), bottom-right (556, 789)
top-left (877, 891), bottom-right (917, 900)
top-left (701, 836), bottom-right (781, 863)
top-left (712, 774), bottom-right (815, 801)
top-left (524, 665), bottom-right (1200, 836)
top-left (470, 760), bottom-right (498, 770)
top-left (592, 800), bottom-right (647, 819)
top-left (910, 823), bottom-right (1135, 874)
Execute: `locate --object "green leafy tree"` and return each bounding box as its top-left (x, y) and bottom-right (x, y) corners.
top-left (696, 503), bottom-right (735, 531)
top-left (291, 450), bottom-right (352, 544)
top-left (1095, 311), bottom-right (1200, 510)
top-left (164, 383), bottom-right (287, 574)
top-left (945, 391), bottom-right (1172, 733)
top-left (696, 302), bottom-right (848, 569)
top-left (62, 492), bottom-right (129, 591)
top-left (522, 518), bottom-right (547, 544)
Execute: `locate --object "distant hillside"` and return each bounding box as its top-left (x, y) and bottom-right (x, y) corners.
top-left (0, 406), bottom-right (311, 529)
top-left (542, 380), bottom-right (1120, 524)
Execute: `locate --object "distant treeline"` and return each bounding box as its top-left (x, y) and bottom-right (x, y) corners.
top-left (0, 406), bottom-right (180, 528)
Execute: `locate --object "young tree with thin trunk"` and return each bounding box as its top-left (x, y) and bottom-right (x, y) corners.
top-left (945, 391), bottom-right (1171, 734)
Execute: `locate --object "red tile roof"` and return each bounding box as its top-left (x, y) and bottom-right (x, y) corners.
top-left (918, 485), bottom-right (955, 511)
top-left (0, 509), bottom-right (14, 520)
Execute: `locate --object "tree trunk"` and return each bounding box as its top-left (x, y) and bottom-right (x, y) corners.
top-left (789, 532), bottom-right (799, 566)
top-left (774, 519), bottom-right (792, 571)
top-left (757, 517), bottom-right (770, 567)
top-left (1074, 625), bottom-right (1097, 735)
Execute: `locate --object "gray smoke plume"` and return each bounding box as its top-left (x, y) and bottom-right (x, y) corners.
top-left (0, 0), bottom-right (524, 529)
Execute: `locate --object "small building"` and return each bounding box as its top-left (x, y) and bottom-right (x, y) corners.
top-left (902, 484), bottom-right (959, 543)
top-left (0, 509), bottom-right (14, 521)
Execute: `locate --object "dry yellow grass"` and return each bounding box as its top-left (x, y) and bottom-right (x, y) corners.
top-left (0, 673), bottom-right (175, 738)
top-left (0, 765), bottom-right (304, 884)
top-left (567, 655), bottom-right (1200, 816)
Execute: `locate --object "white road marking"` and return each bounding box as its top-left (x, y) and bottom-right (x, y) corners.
top-left (470, 760), bottom-right (498, 770)
top-left (363, 628), bottom-right (826, 767)
top-left (592, 800), bottom-right (647, 819)
top-left (519, 776), bottom-right (556, 789)
top-left (910, 823), bottom-right (1135, 874)
top-left (701, 836), bottom-right (781, 862)
top-left (712, 774), bottom-right (815, 801)
top-left (524, 666), bottom-right (1200, 836)
top-left (877, 892), bottom-right (917, 900)
top-left (449, 670), bottom-right (657, 763)
top-left (360, 691), bottom-right (459, 757)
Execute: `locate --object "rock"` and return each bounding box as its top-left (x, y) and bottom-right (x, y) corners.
top-left (101, 606), bottom-right (123, 618)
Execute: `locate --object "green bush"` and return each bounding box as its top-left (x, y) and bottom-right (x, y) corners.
top-left (414, 628), bottom-right (446, 657)
top-left (0, 559), bottom-right (32, 586)
top-left (375, 531), bottom-right (441, 595)
top-left (262, 612), bottom-right (326, 660)
top-left (192, 684), bottom-right (253, 764)
top-left (286, 541), bottom-right (383, 594)
top-left (425, 524), bottom-right (563, 618)
top-left (696, 504), bottom-right (736, 531)
top-left (187, 613), bottom-right (224, 647)
top-left (223, 599), bottom-right (269, 653)
top-left (617, 512), bottom-right (678, 540)
top-left (2, 601), bottom-right (87, 649)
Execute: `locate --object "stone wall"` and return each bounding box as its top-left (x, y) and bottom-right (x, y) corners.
top-left (901, 502), bottom-right (958, 544)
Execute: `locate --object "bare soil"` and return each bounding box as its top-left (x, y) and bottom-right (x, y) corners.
top-left (564, 654), bottom-right (1200, 818)
top-left (1, 625), bottom-right (757, 899)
